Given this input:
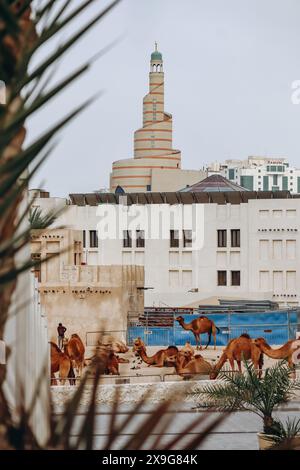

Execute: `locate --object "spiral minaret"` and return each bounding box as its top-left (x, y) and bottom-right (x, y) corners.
top-left (110, 45), bottom-right (182, 192)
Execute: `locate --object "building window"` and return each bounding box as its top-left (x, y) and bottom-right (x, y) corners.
top-left (123, 230), bottom-right (132, 248)
top-left (218, 271), bottom-right (227, 286)
top-left (231, 229), bottom-right (240, 248)
top-left (170, 230), bottom-right (179, 248)
top-left (147, 185), bottom-right (151, 191)
top-left (183, 230), bottom-right (192, 248)
top-left (89, 230), bottom-right (98, 248)
top-left (217, 230), bottom-right (227, 248)
top-left (231, 271), bottom-right (241, 286)
top-left (83, 230), bottom-right (86, 248)
top-left (136, 230), bottom-right (145, 248)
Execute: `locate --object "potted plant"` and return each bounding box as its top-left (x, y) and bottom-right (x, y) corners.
top-left (192, 360), bottom-right (300, 450)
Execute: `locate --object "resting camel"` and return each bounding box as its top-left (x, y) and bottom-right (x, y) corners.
top-left (176, 315), bottom-right (220, 350)
top-left (170, 352), bottom-right (213, 379)
top-left (133, 337), bottom-right (178, 367)
top-left (98, 338), bottom-right (129, 354)
top-left (50, 342), bottom-right (75, 385)
top-left (181, 341), bottom-right (195, 357)
top-left (210, 334), bottom-right (264, 379)
top-left (254, 338), bottom-right (299, 377)
top-left (64, 334), bottom-right (85, 377)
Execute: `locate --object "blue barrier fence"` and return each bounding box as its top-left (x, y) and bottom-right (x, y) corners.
top-left (127, 310), bottom-right (299, 346)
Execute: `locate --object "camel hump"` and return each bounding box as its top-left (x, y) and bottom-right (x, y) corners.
top-left (240, 333), bottom-right (251, 339)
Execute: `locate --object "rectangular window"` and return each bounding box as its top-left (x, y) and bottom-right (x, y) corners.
top-left (183, 230), bottom-right (192, 248)
top-left (83, 230), bottom-right (86, 248)
top-left (123, 230), bottom-right (132, 248)
top-left (89, 230), bottom-right (98, 248)
top-left (231, 229), bottom-right (240, 248)
top-left (231, 271), bottom-right (240, 286)
top-left (217, 230), bottom-right (227, 248)
top-left (218, 271), bottom-right (227, 286)
top-left (273, 175), bottom-right (278, 185)
top-left (170, 230), bottom-right (179, 248)
top-left (228, 169), bottom-right (235, 180)
top-left (136, 230), bottom-right (145, 248)
top-left (263, 175), bottom-right (269, 191)
top-left (146, 185), bottom-right (151, 191)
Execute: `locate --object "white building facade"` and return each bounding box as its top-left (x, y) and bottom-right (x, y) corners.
top-left (32, 190), bottom-right (300, 310)
top-left (208, 156), bottom-right (300, 193)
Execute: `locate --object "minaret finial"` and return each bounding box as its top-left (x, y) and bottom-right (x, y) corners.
top-left (155, 41), bottom-right (158, 51)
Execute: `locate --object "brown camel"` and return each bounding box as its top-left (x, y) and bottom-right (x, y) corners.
top-left (210, 334), bottom-right (264, 379)
top-left (176, 315), bottom-right (220, 350)
top-left (50, 342), bottom-right (75, 385)
top-left (64, 334), bottom-right (85, 377)
top-left (170, 352), bottom-right (212, 379)
top-left (133, 337), bottom-right (178, 367)
top-left (254, 338), bottom-right (299, 376)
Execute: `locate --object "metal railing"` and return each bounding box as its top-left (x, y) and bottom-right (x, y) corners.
top-left (127, 311), bottom-right (300, 347)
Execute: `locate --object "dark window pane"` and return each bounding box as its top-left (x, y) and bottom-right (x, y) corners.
top-left (183, 230), bottom-right (192, 248)
top-left (217, 230), bottom-right (227, 247)
top-left (218, 271), bottom-right (227, 286)
top-left (231, 271), bottom-right (240, 286)
top-left (136, 230), bottom-right (145, 248)
top-left (89, 230), bottom-right (98, 248)
top-left (123, 230), bottom-right (132, 248)
top-left (170, 230), bottom-right (179, 248)
top-left (231, 229), bottom-right (240, 248)
top-left (83, 230), bottom-right (86, 248)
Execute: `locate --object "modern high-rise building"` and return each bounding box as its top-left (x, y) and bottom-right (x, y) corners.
top-left (110, 45), bottom-right (205, 193)
top-left (207, 156), bottom-right (300, 193)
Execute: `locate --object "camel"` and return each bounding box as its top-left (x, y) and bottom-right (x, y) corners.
top-left (98, 338), bottom-right (129, 354)
top-left (254, 338), bottom-right (299, 377)
top-left (176, 315), bottom-right (220, 350)
top-left (133, 337), bottom-right (178, 367)
top-left (170, 352), bottom-right (213, 379)
top-left (64, 334), bottom-right (85, 378)
top-left (50, 342), bottom-right (75, 385)
top-left (106, 352), bottom-right (120, 375)
top-left (181, 341), bottom-right (195, 357)
top-left (210, 334), bottom-right (264, 379)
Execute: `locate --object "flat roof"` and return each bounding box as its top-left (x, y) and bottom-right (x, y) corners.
top-left (69, 190), bottom-right (300, 206)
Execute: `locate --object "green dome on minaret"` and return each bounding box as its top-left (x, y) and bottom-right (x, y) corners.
top-left (151, 42), bottom-right (162, 61)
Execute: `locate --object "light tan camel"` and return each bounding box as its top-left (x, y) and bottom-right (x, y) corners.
top-left (98, 338), bottom-right (129, 354)
top-left (133, 337), bottom-right (178, 367)
top-left (50, 342), bottom-right (74, 385)
top-left (181, 341), bottom-right (195, 357)
top-left (254, 337), bottom-right (298, 376)
top-left (170, 352), bottom-right (213, 379)
top-left (210, 334), bottom-right (264, 379)
top-left (176, 315), bottom-right (220, 350)
top-left (64, 334), bottom-right (85, 377)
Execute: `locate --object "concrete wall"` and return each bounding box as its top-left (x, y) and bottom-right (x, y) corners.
top-left (31, 228), bottom-right (144, 344)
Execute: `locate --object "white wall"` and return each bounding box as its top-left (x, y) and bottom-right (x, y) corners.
top-left (33, 196), bottom-right (300, 309)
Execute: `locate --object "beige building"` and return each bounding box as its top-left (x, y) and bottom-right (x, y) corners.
top-left (110, 45), bottom-right (205, 193)
top-left (31, 229), bottom-right (144, 344)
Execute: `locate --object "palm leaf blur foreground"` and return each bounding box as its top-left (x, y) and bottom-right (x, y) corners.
top-left (0, 0), bottom-right (120, 372)
top-left (192, 360), bottom-right (300, 436)
top-left (0, 0), bottom-right (120, 442)
top-left (0, 1), bottom-right (228, 453)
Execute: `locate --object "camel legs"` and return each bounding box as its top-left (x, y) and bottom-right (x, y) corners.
top-left (51, 372), bottom-right (57, 386)
top-left (229, 358), bottom-right (235, 372)
top-left (288, 356), bottom-right (296, 379)
top-left (213, 332), bottom-right (217, 350)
